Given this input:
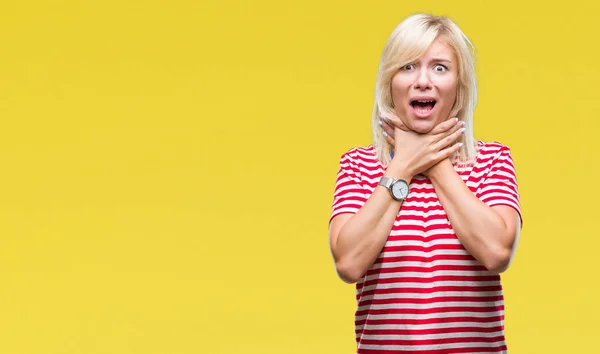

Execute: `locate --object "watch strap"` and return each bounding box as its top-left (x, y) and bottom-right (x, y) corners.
top-left (378, 176), bottom-right (395, 189)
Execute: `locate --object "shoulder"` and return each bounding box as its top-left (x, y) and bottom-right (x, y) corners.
top-left (475, 140), bottom-right (518, 171)
top-left (338, 145), bottom-right (378, 163)
top-left (476, 140), bottom-right (512, 154)
top-left (335, 145), bottom-right (381, 177)
top-left (475, 140), bottom-right (516, 161)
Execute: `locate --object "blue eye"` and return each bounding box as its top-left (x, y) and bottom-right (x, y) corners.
top-left (434, 64), bottom-right (448, 72)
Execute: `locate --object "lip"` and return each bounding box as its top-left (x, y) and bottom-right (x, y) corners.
top-left (409, 95), bottom-right (437, 102)
top-left (409, 96), bottom-right (438, 119)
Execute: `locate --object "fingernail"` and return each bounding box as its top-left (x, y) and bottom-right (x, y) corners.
top-left (460, 127), bottom-right (466, 134)
top-left (458, 142), bottom-right (464, 147)
top-left (461, 121), bottom-right (466, 127)
top-left (383, 131), bottom-right (388, 137)
top-left (378, 120), bottom-right (383, 127)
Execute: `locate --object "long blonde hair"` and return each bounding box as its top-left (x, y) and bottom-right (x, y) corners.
top-left (372, 13), bottom-right (479, 166)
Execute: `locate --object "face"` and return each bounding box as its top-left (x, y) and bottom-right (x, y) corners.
top-left (390, 39), bottom-right (459, 134)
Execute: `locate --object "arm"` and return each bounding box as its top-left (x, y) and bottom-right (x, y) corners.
top-left (330, 117), bottom-right (463, 283)
top-left (427, 158), bottom-right (522, 273)
top-left (329, 159), bottom-right (412, 284)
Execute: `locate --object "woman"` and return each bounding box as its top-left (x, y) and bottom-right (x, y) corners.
top-left (328, 13), bottom-right (523, 353)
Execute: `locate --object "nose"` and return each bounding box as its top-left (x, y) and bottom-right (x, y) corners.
top-left (414, 68), bottom-right (432, 90)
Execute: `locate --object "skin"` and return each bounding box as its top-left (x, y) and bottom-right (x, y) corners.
top-left (329, 39), bottom-right (521, 283)
top-left (389, 38), bottom-right (459, 134)
top-left (328, 118), bottom-right (462, 283)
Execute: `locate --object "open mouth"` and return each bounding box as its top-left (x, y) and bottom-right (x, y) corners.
top-left (410, 99), bottom-right (436, 117)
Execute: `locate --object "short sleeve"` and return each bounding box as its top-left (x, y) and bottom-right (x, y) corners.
top-left (475, 146), bottom-right (523, 225)
top-left (329, 150), bottom-right (366, 224)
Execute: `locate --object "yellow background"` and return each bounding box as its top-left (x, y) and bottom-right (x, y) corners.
top-left (0, 0), bottom-right (597, 353)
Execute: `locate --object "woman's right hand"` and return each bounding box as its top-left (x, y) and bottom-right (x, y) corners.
top-left (379, 113), bottom-right (465, 178)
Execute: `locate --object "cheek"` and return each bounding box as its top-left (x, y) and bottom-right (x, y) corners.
top-left (390, 80), bottom-right (410, 109)
top-left (390, 75), bottom-right (409, 96)
top-left (390, 81), bottom-right (400, 99)
top-left (432, 76), bottom-right (457, 101)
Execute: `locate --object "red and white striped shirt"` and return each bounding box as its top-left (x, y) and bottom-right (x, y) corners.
top-left (330, 141), bottom-right (522, 354)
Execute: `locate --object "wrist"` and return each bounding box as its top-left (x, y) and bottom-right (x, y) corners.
top-left (427, 159), bottom-right (453, 181)
top-left (385, 158), bottom-right (414, 182)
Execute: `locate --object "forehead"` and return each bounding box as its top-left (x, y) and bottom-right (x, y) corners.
top-left (420, 39), bottom-right (456, 61)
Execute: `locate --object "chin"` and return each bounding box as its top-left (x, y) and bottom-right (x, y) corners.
top-left (410, 119), bottom-right (436, 134)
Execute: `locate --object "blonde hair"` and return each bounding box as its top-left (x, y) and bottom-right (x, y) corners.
top-left (372, 13), bottom-right (479, 166)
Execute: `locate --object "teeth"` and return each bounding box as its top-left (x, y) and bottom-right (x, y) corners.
top-left (416, 100), bottom-right (434, 103)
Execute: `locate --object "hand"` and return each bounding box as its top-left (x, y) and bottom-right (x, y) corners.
top-left (380, 112), bottom-right (410, 133)
top-left (379, 112), bottom-right (465, 177)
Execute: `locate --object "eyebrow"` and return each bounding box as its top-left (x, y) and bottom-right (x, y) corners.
top-left (430, 57), bottom-right (452, 63)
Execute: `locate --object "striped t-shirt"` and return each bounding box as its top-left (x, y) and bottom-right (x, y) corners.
top-left (329, 141), bottom-right (522, 354)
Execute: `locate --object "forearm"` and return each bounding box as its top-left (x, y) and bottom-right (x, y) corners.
top-left (334, 188), bottom-right (403, 282)
top-left (333, 162), bottom-right (412, 283)
top-left (428, 160), bottom-right (513, 272)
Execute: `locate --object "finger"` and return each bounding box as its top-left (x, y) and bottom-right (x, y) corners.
top-left (378, 119), bottom-right (397, 146)
top-left (383, 117), bottom-right (410, 132)
top-left (435, 125), bottom-right (466, 151)
top-left (384, 129), bottom-right (396, 146)
top-left (380, 114), bottom-right (409, 132)
top-left (431, 117), bottom-right (460, 135)
top-left (379, 119), bottom-right (395, 138)
top-left (386, 135), bottom-right (396, 146)
top-left (382, 130), bottom-right (395, 146)
top-left (381, 117), bottom-right (394, 129)
top-left (446, 119), bottom-right (465, 136)
top-left (435, 141), bottom-right (463, 161)
top-left (383, 121), bottom-right (395, 138)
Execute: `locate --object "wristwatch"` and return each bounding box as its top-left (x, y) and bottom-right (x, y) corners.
top-left (378, 176), bottom-right (410, 201)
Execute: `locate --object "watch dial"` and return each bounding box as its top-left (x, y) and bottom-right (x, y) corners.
top-left (392, 181), bottom-right (408, 199)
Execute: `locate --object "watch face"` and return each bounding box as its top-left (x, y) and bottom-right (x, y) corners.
top-left (391, 180), bottom-right (409, 200)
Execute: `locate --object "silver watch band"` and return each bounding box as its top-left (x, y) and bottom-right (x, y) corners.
top-left (378, 176), bottom-right (395, 189)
